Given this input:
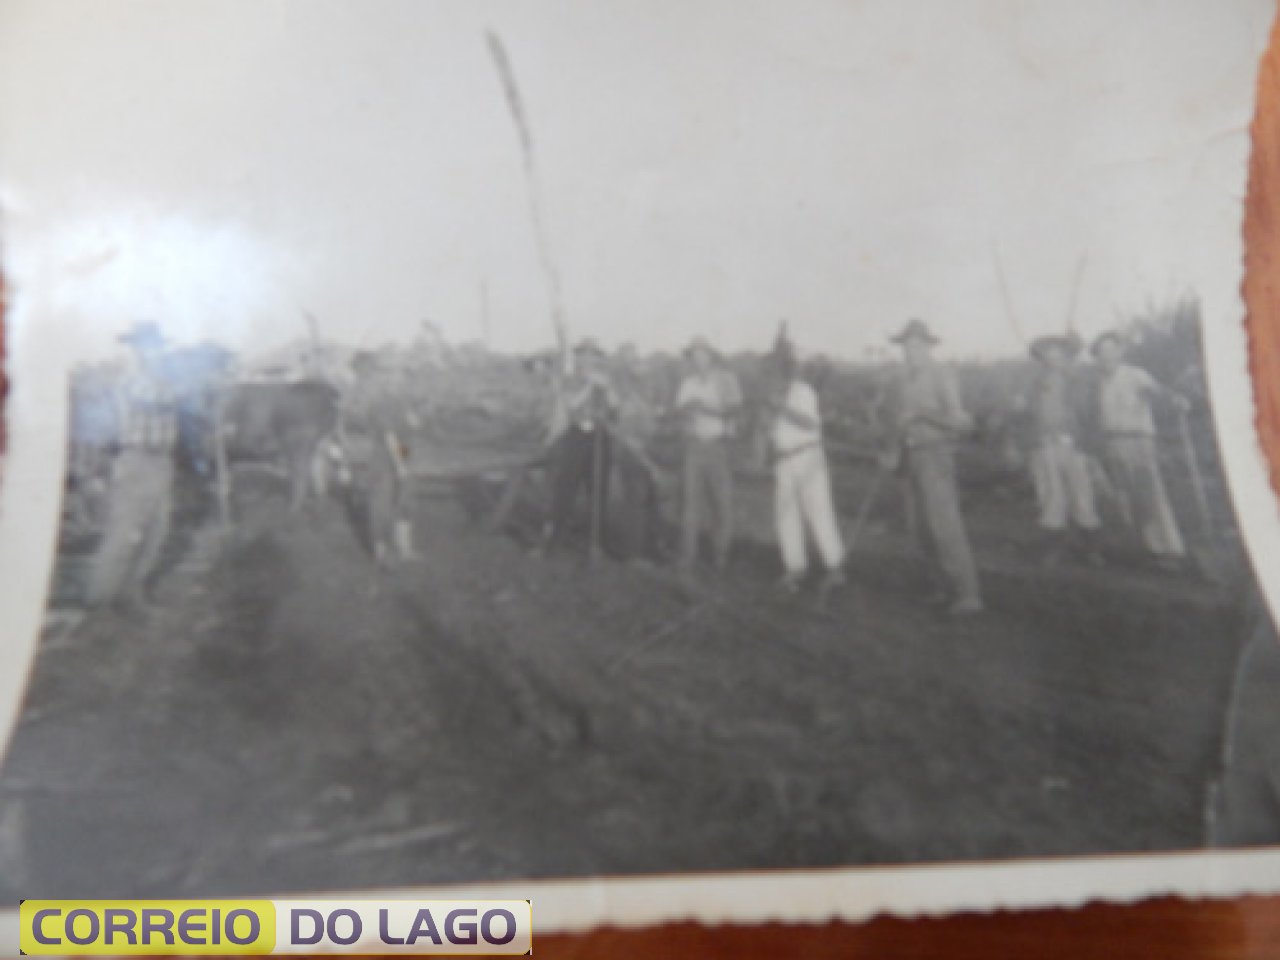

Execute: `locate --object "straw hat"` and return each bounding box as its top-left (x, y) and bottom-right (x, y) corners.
top-left (1029, 334), bottom-right (1081, 363)
top-left (573, 338), bottom-right (608, 360)
top-left (118, 321), bottom-right (167, 349)
top-left (1089, 331), bottom-right (1124, 358)
top-left (520, 349), bottom-right (558, 373)
top-left (889, 318), bottom-right (939, 345)
top-left (682, 336), bottom-right (721, 361)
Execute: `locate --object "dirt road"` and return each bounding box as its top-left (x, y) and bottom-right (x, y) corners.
top-left (0, 471), bottom-right (1249, 898)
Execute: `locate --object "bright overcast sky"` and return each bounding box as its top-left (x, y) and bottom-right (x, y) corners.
top-left (0, 0), bottom-right (1273, 362)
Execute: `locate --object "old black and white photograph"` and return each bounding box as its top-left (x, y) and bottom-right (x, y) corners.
top-left (1, 0), bottom-right (1279, 918)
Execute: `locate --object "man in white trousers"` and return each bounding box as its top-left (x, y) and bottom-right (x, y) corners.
top-left (1023, 333), bottom-right (1103, 566)
top-left (762, 344), bottom-right (846, 594)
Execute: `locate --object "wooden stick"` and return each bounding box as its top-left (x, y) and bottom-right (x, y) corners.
top-left (844, 466), bottom-right (887, 556)
top-left (1064, 251), bottom-right (1088, 336)
top-left (212, 388), bottom-right (231, 530)
top-left (589, 427), bottom-right (604, 563)
top-left (487, 32), bottom-right (568, 365)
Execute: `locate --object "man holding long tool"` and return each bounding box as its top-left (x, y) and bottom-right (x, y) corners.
top-left (761, 340), bottom-right (846, 595)
top-left (541, 339), bottom-right (618, 559)
top-left (881, 319), bottom-right (983, 616)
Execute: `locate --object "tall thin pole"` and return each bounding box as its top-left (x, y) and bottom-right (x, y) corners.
top-left (213, 387), bottom-right (231, 530)
top-left (487, 31), bottom-right (568, 369)
top-left (302, 310), bottom-right (322, 378)
top-left (1064, 252), bottom-right (1088, 336)
top-left (589, 427), bottom-right (604, 564)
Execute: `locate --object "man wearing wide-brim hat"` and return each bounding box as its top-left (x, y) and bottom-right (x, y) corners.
top-left (85, 321), bottom-right (178, 607)
top-left (681, 335), bottom-right (722, 362)
top-left (520, 349), bottom-right (558, 376)
top-left (1028, 332), bottom-right (1081, 364)
top-left (349, 349), bottom-right (382, 374)
top-left (1022, 330), bottom-right (1102, 565)
top-left (573, 338), bottom-right (608, 361)
top-left (889, 317), bottom-right (939, 347)
top-left (880, 319), bottom-right (983, 615)
top-left (674, 335), bottom-right (742, 574)
top-left (1091, 329), bottom-right (1188, 566)
top-left (118, 320), bottom-right (167, 351)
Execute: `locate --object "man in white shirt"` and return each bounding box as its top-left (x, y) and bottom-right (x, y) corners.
top-left (1092, 331), bottom-right (1187, 565)
top-left (761, 344), bottom-right (845, 594)
top-left (675, 337), bottom-right (740, 574)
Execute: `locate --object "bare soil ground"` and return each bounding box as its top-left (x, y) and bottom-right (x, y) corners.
top-left (0, 463), bottom-right (1253, 898)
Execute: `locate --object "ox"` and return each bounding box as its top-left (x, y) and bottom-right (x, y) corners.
top-left (217, 380), bottom-right (343, 510)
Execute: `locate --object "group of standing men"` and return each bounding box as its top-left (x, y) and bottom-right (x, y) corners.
top-left (80, 323), bottom-right (425, 608)
top-left (84, 314), bottom-right (1197, 618)
top-left (526, 330), bottom-right (851, 598)
top-left (525, 316), bottom-right (1198, 617)
top-left (1019, 328), bottom-right (1190, 570)
top-left (525, 320), bottom-right (976, 612)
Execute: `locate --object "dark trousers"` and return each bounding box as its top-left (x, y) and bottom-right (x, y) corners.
top-left (548, 425), bottom-right (611, 546)
top-left (617, 447), bottom-right (662, 560)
